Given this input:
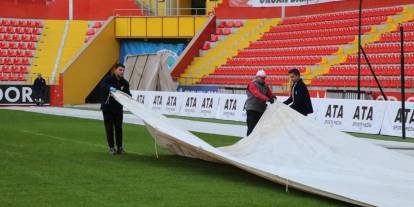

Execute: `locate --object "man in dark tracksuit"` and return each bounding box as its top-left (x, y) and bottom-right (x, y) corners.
top-left (283, 68), bottom-right (313, 116)
top-left (100, 63), bottom-right (131, 155)
top-left (245, 70), bottom-right (276, 136)
top-left (33, 73), bottom-right (46, 106)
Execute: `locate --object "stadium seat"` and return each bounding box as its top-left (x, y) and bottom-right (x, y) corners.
top-left (18, 20), bottom-right (27, 27)
top-left (1, 19), bottom-right (10, 26)
top-left (201, 42), bottom-right (211, 50)
top-left (25, 50), bottom-right (33, 57)
top-left (86, 29), bottom-right (95, 36)
top-left (18, 73), bottom-right (26, 81)
top-left (27, 43), bottom-right (36, 50)
top-left (30, 35), bottom-right (38, 42)
top-left (2, 65), bottom-right (11, 72)
top-left (32, 28), bottom-right (41, 35)
top-left (19, 66), bottom-right (28, 74)
top-left (35, 21), bottom-right (43, 28)
top-left (18, 42), bottom-right (27, 49)
top-left (92, 21), bottom-right (103, 28)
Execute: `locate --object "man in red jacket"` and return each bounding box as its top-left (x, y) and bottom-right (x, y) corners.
top-left (244, 70), bottom-right (276, 136)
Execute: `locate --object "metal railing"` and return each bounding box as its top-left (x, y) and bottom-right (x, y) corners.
top-left (113, 8), bottom-right (208, 17)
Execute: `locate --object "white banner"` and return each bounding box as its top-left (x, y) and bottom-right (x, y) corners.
top-left (198, 93), bottom-right (221, 118)
top-left (317, 99), bottom-right (386, 134)
top-left (317, 99), bottom-right (349, 131)
top-left (131, 90), bottom-right (412, 138)
top-left (216, 94), bottom-right (247, 121)
top-left (381, 102), bottom-right (414, 138)
top-left (343, 100), bottom-right (386, 134)
top-left (230, 0), bottom-right (342, 7)
top-left (161, 92), bottom-right (183, 115)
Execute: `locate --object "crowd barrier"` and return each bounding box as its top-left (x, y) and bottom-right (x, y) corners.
top-left (131, 90), bottom-right (414, 138)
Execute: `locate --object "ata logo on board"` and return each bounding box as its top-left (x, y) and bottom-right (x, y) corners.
top-left (224, 99), bottom-right (237, 111)
top-left (201, 97), bottom-right (213, 109)
top-left (153, 95), bottom-right (162, 106)
top-left (394, 108), bottom-right (414, 124)
top-left (353, 106), bottom-right (373, 121)
top-left (325, 105), bottom-right (343, 118)
top-left (166, 96), bottom-right (177, 107)
top-left (136, 95), bottom-right (145, 104)
top-left (185, 97), bottom-right (197, 108)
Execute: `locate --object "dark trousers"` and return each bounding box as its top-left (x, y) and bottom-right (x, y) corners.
top-left (102, 110), bottom-right (123, 148)
top-left (33, 89), bottom-right (44, 105)
top-left (246, 110), bottom-right (264, 136)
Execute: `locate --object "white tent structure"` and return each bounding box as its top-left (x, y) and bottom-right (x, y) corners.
top-left (123, 51), bottom-right (177, 91)
top-left (112, 91), bottom-right (414, 207)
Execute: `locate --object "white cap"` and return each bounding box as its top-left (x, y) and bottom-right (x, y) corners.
top-left (256, 70), bottom-right (266, 77)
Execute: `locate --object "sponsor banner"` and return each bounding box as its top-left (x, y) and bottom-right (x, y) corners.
top-left (179, 92), bottom-right (203, 117)
top-left (216, 94), bottom-right (247, 121)
top-left (161, 92), bottom-right (183, 115)
top-left (317, 99), bottom-right (349, 131)
top-left (131, 90), bottom-right (151, 106)
top-left (0, 85), bottom-right (49, 105)
top-left (230, 0), bottom-right (342, 7)
top-left (130, 91), bottom-right (390, 136)
top-left (381, 102), bottom-right (414, 138)
top-left (197, 93), bottom-right (221, 118)
top-left (344, 100), bottom-right (386, 134)
top-left (317, 99), bottom-right (386, 134)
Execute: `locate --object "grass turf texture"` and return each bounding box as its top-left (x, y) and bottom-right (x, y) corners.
top-left (0, 109), bottom-right (358, 207)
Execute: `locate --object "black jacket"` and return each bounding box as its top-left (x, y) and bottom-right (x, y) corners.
top-left (100, 74), bottom-right (131, 112)
top-left (33, 77), bottom-right (46, 91)
top-left (283, 79), bottom-right (313, 115)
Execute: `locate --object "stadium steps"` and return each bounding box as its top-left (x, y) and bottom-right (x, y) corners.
top-left (30, 20), bottom-right (66, 83)
top-left (304, 4), bottom-right (414, 85)
top-left (53, 20), bottom-right (89, 84)
top-left (178, 18), bottom-right (281, 86)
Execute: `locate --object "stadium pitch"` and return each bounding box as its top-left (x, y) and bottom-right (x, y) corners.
top-left (0, 109), bottom-right (356, 207)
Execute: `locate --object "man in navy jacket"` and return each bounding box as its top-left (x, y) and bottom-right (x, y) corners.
top-left (284, 68), bottom-right (313, 116)
top-left (100, 63), bottom-right (131, 155)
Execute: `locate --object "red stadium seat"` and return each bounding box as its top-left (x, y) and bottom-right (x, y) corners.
top-left (1, 19), bottom-right (10, 27)
top-left (92, 21), bottom-right (103, 28)
top-left (201, 42), bottom-right (211, 50)
top-left (24, 50), bottom-right (33, 57)
top-left (19, 66), bottom-right (28, 74)
top-left (30, 35), bottom-right (38, 42)
top-left (35, 21), bottom-right (43, 28)
top-left (27, 43), bottom-right (36, 50)
top-left (18, 73), bottom-right (26, 81)
top-left (86, 29), bottom-right (95, 36)
top-left (32, 28), bottom-right (41, 35)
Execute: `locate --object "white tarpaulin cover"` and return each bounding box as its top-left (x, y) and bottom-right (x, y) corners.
top-left (112, 91), bottom-right (414, 207)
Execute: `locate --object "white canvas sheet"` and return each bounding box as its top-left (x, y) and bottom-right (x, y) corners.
top-left (112, 91), bottom-right (414, 207)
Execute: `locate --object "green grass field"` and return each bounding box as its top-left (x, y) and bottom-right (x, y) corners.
top-left (0, 109), bottom-right (359, 207)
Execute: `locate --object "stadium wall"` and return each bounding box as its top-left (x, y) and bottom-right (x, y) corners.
top-left (0, 0), bottom-right (69, 19)
top-left (0, 0), bottom-right (140, 20)
top-left (60, 17), bottom-right (119, 105)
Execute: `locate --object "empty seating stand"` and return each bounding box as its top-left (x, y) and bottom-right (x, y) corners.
top-left (0, 18), bottom-right (43, 82)
top-left (197, 5), bottom-right (413, 91)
